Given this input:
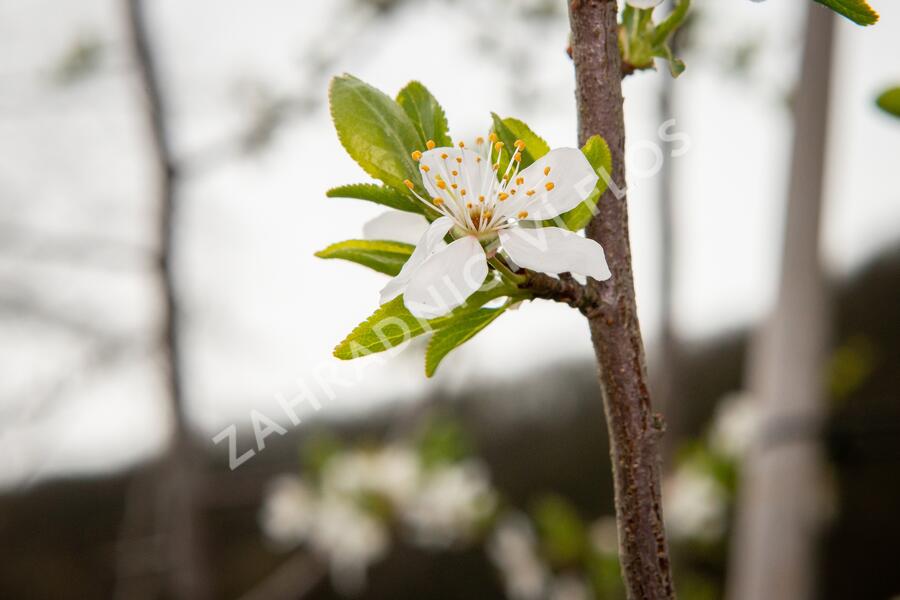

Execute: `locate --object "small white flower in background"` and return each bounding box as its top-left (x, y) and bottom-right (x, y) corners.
top-left (309, 498), bottom-right (389, 594)
top-left (259, 475), bottom-right (316, 547)
top-left (488, 514), bottom-right (549, 600)
top-left (548, 574), bottom-right (592, 600)
top-left (378, 137), bottom-right (610, 318)
top-left (626, 0), bottom-right (663, 8)
top-left (589, 515), bottom-right (619, 555)
top-left (323, 445), bottom-right (421, 507)
top-left (404, 460), bottom-right (497, 547)
top-left (663, 466), bottom-right (728, 543)
top-left (709, 391), bottom-right (760, 460)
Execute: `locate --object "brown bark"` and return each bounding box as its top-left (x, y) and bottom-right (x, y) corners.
top-left (567, 2), bottom-right (676, 599)
top-left (727, 6), bottom-right (835, 600)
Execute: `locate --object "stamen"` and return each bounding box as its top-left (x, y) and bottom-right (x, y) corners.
top-left (516, 176), bottom-right (524, 185)
top-left (426, 140), bottom-right (436, 149)
top-left (510, 189), bottom-right (517, 195)
top-left (544, 166), bottom-right (551, 176)
top-left (433, 197), bottom-right (444, 206)
top-left (514, 139), bottom-right (526, 150)
top-left (476, 136), bottom-right (485, 145)
top-left (494, 141), bottom-right (504, 152)
top-left (513, 152), bottom-right (522, 162)
top-left (441, 152), bottom-right (449, 159)
top-left (460, 189), bottom-right (467, 196)
top-left (421, 165), bottom-right (430, 172)
top-left (437, 180), bottom-right (447, 190)
top-left (452, 170), bottom-right (458, 176)
top-left (526, 189), bottom-right (536, 196)
top-left (451, 183), bottom-right (458, 189)
top-left (476, 157), bottom-right (482, 163)
top-left (518, 211), bottom-right (528, 219)
top-left (458, 141), bottom-right (465, 148)
top-left (492, 164), bottom-right (499, 171)
top-left (466, 202), bottom-right (473, 209)
top-left (545, 182), bottom-right (555, 191)
top-left (456, 157), bottom-right (462, 164)
top-left (403, 179), bottom-right (414, 190)
top-left (488, 133), bottom-right (498, 143)
top-left (498, 192), bottom-right (509, 201)
top-left (478, 195), bottom-right (485, 203)
top-left (411, 150), bottom-right (422, 161)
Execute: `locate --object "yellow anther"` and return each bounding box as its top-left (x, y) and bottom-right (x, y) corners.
top-left (502, 174), bottom-right (510, 181)
top-left (513, 152), bottom-right (522, 162)
top-left (403, 179), bottom-right (414, 189)
top-left (437, 180), bottom-right (447, 190)
top-left (494, 142), bottom-right (505, 152)
top-left (488, 132), bottom-right (498, 143)
top-left (476, 136), bottom-right (485, 145)
top-left (451, 183), bottom-right (458, 189)
top-left (433, 197), bottom-right (444, 206)
top-left (421, 164), bottom-right (430, 172)
top-left (510, 189), bottom-right (517, 195)
top-left (456, 156), bottom-right (462, 164)
top-left (492, 164), bottom-right (499, 171)
top-left (426, 140), bottom-right (436, 149)
top-left (526, 189), bottom-right (536, 196)
top-left (466, 202), bottom-right (473, 209)
top-left (498, 192), bottom-right (509, 201)
top-left (440, 152), bottom-right (448, 159)
top-left (476, 156), bottom-right (482, 163)
top-left (543, 166), bottom-right (551, 176)
top-left (514, 139), bottom-right (526, 150)
top-left (478, 195), bottom-right (485, 203)
top-left (545, 181), bottom-right (555, 191)
top-left (460, 189), bottom-right (467, 196)
top-left (452, 170), bottom-right (458, 176)
top-left (516, 176), bottom-right (524, 185)
top-left (411, 150), bottom-right (422, 161)
top-left (518, 211), bottom-right (529, 219)
top-left (483, 210), bottom-right (493, 221)
top-left (458, 141), bottom-right (465, 148)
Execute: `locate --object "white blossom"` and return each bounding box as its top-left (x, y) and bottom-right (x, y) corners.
top-left (322, 444), bottom-right (421, 507)
top-left (378, 138), bottom-right (610, 317)
top-left (663, 466), bottom-right (727, 542)
top-left (309, 498), bottom-right (389, 593)
top-left (259, 475), bottom-right (316, 547)
top-left (589, 515), bottom-right (619, 555)
top-left (404, 460), bottom-right (497, 547)
top-left (488, 514), bottom-right (549, 600)
top-left (709, 391), bottom-right (760, 459)
top-left (549, 575), bottom-right (592, 600)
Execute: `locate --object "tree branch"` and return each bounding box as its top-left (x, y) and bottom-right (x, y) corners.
top-left (566, 2), bottom-right (676, 598)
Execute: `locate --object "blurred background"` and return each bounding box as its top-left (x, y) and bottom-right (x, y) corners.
top-left (1, 0), bottom-right (899, 598)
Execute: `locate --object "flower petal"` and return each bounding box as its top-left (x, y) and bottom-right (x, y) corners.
top-left (501, 148), bottom-right (598, 221)
top-left (419, 147), bottom-right (494, 223)
top-left (403, 235), bottom-right (488, 318)
top-left (379, 216), bottom-right (454, 304)
top-left (363, 211), bottom-right (429, 245)
top-left (499, 226), bottom-right (611, 281)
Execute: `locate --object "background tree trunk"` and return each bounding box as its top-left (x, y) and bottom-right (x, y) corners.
top-left (568, 2), bottom-right (676, 599)
top-left (727, 5), bottom-right (835, 600)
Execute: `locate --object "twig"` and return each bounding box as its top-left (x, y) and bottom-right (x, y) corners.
top-left (565, 2), bottom-right (676, 599)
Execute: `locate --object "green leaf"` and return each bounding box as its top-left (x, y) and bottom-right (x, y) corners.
top-left (396, 81), bottom-right (453, 148)
top-left (326, 183), bottom-right (423, 214)
top-left (490, 113), bottom-right (551, 171)
top-left (329, 74), bottom-right (424, 193)
top-left (544, 135), bottom-right (612, 231)
top-left (315, 240), bottom-right (414, 276)
top-left (813, 0), bottom-right (879, 25)
top-left (333, 287), bottom-right (514, 360)
top-left (425, 306), bottom-right (506, 377)
top-left (532, 495), bottom-right (590, 565)
top-left (876, 86), bottom-right (900, 118)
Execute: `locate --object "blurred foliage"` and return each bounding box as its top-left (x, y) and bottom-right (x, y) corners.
top-left (415, 416), bottom-right (474, 469)
top-left (53, 35), bottom-right (103, 86)
top-left (827, 335), bottom-right (876, 402)
top-left (876, 86), bottom-right (900, 118)
top-left (814, 0), bottom-right (879, 26)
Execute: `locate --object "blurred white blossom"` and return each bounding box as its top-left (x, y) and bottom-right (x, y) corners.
top-left (549, 574), bottom-right (592, 600)
top-left (259, 475), bottom-right (316, 547)
top-left (709, 391), bottom-right (760, 459)
top-left (488, 514), bottom-right (548, 600)
top-left (323, 444), bottom-right (421, 507)
top-left (589, 515), bottom-right (619, 555)
top-left (404, 460), bottom-right (497, 547)
top-left (664, 466), bottom-right (728, 542)
top-left (310, 498), bottom-right (389, 593)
